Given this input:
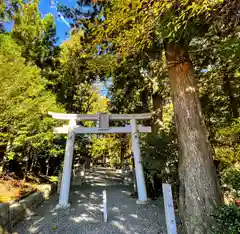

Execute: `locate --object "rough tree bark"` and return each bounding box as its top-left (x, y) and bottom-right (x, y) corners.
top-left (223, 75), bottom-right (239, 118)
top-left (140, 88), bottom-right (150, 113)
top-left (140, 88), bottom-right (152, 126)
top-left (46, 158), bottom-right (50, 176)
top-left (24, 154), bottom-right (30, 181)
top-left (152, 92), bottom-right (163, 134)
top-left (120, 136), bottom-right (126, 169)
top-left (165, 41), bottom-right (222, 234)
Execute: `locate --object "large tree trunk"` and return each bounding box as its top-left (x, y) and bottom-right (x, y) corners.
top-left (24, 154), bottom-right (30, 181)
top-left (152, 92), bottom-right (163, 134)
top-left (140, 88), bottom-right (150, 113)
top-left (223, 75), bottom-right (239, 118)
top-left (165, 41), bottom-right (222, 234)
top-left (140, 88), bottom-right (152, 126)
top-left (46, 158), bottom-right (50, 176)
top-left (120, 137), bottom-right (126, 169)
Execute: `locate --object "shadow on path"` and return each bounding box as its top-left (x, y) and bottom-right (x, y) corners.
top-left (13, 169), bottom-right (167, 234)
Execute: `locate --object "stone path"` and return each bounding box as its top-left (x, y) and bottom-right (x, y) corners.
top-left (13, 168), bottom-right (167, 234)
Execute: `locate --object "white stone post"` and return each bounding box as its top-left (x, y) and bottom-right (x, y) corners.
top-left (57, 119), bottom-right (76, 209)
top-left (162, 184), bottom-right (177, 234)
top-left (130, 119), bottom-right (147, 203)
top-left (103, 190), bottom-right (108, 222)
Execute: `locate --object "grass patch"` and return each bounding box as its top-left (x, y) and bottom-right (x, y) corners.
top-left (48, 176), bottom-right (58, 184)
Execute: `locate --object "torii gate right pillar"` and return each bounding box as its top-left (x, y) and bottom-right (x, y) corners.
top-left (130, 119), bottom-right (148, 203)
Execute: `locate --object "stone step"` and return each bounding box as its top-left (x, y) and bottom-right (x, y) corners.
top-left (72, 167), bottom-right (126, 186)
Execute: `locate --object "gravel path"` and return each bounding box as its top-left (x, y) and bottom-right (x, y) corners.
top-left (13, 169), bottom-right (167, 234)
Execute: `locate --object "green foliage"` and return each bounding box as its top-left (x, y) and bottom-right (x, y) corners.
top-left (90, 0), bottom-right (230, 59)
top-left (141, 131), bottom-right (178, 187)
top-left (211, 204), bottom-right (240, 234)
top-left (90, 135), bottom-right (122, 167)
top-left (213, 118), bottom-right (240, 171)
top-left (222, 168), bottom-right (240, 193)
top-left (12, 0), bottom-right (57, 70)
top-left (54, 33), bottom-right (109, 113)
top-left (48, 176), bottom-right (58, 183)
top-left (0, 0), bottom-right (113, 178)
top-left (218, 118), bottom-right (240, 139)
top-left (0, 0), bottom-right (23, 31)
top-left (0, 33), bottom-right (64, 171)
top-left (215, 147), bottom-right (236, 170)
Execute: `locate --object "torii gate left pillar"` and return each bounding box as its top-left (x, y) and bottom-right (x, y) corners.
top-left (50, 112), bottom-right (151, 208)
top-left (57, 119), bottom-right (76, 209)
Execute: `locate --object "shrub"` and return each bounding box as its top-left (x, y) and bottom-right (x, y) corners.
top-left (211, 204), bottom-right (240, 234)
top-left (221, 168), bottom-right (240, 202)
top-left (222, 168), bottom-right (240, 192)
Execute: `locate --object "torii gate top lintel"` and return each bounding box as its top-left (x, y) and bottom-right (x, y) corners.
top-left (48, 112), bottom-right (152, 121)
top-left (49, 112), bottom-right (152, 134)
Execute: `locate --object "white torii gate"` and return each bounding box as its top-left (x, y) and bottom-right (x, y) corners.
top-left (49, 112), bottom-right (152, 208)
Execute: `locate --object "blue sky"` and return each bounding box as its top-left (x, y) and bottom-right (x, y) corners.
top-left (39, 1), bottom-right (108, 95)
top-left (39, 0), bottom-right (76, 44)
top-left (5, 0), bottom-right (75, 43)
top-left (5, 1), bottom-right (93, 44)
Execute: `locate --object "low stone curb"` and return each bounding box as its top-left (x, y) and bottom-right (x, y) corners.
top-left (0, 183), bottom-right (56, 234)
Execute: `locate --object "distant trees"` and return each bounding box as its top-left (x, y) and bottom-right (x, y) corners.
top-left (0, 33), bottom-right (63, 177)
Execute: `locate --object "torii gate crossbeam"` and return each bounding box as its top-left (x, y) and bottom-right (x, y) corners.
top-left (49, 112), bottom-right (152, 208)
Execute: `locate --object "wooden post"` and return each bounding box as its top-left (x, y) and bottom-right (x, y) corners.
top-left (162, 183), bottom-right (177, 234)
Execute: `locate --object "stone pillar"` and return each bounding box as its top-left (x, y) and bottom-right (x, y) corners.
top-left (57, 119), bottom-right (76, 209)
top-left (130, 119), bottom-right (147, 203)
